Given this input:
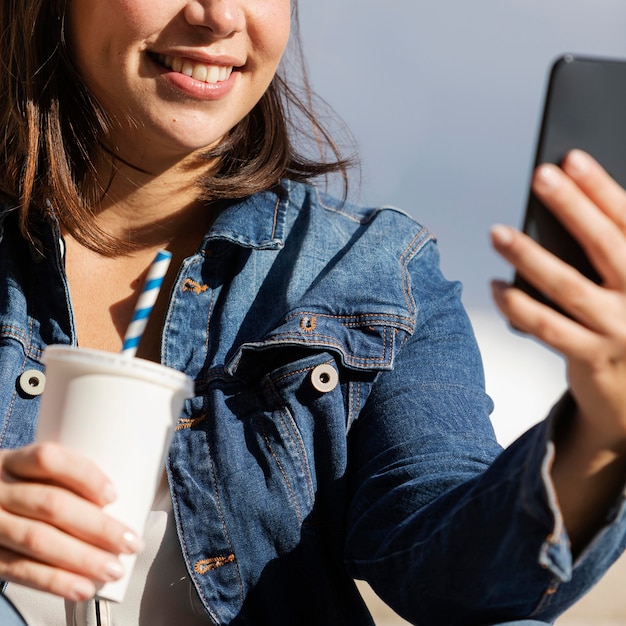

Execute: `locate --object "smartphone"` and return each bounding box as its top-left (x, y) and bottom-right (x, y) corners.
top-left (514, 54), bottom-right (626, 311)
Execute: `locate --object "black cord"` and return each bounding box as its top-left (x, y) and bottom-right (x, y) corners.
top-left (95, 599), bottom-right (102, 626)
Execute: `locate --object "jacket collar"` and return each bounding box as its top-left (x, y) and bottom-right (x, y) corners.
top-left (0, 180), bottom-right (299, 254)
top-left (201, 180), bottom-right (299, 251)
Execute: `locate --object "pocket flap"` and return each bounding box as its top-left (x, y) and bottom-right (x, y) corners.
top-left (225, 310), bottom-right (412, 376)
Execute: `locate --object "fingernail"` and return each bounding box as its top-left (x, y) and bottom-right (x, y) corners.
top-left (490, 224), bottom-right (514, 245)
top-left (535, 164), bottom-right (560, 189)
top-left (122, 531), bottom-right (145, 554)
top-left (104, 559), bottom-right (124, 581)
top-left (102, 482), bottom-right (116, 504)
top-left (490, 279), bottom-right (506, 292)
top-left (566, 149), bottom-right (590, 175)
top-left (71, 579), bottom-right (96, 601)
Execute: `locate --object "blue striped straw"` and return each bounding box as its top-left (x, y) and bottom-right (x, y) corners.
top-left (121, 250), bottom-right (172, 357)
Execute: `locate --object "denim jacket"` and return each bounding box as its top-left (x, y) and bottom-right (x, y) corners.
top-left (0, 180), bottom-right (625, 625)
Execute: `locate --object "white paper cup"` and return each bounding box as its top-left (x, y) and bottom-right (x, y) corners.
top-left (35, 345), bottom-right (194, 603)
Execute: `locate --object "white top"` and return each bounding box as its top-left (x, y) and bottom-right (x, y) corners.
top-left (5, 474), bottom-right (210, 625)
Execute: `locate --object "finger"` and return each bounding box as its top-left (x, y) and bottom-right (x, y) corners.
top-left (1, 443), bottom-right (115, 507)
top-left (491, 224), bottom-right (612, 331)
top-left (0, 546), bottom-right (97, 601)
top-left (0, 482), bottom-right (141, 556)
top-left (561, 150), bottom-right (626, 232)
top-left (490, 279), bottom-right (602, 362)
top-left (0, 510), bottom-right (124, 585)
top-left (532, 163), bottom-right (626, 290)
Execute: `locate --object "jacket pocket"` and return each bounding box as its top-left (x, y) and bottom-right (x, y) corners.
top-left (226, 310), bottom-right (412, 433)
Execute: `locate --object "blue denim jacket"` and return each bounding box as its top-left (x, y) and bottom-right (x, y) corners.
top-left (0, 180), bottom-right (625, 625)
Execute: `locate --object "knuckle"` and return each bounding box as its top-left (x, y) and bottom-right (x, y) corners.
top-left (1, 555), bottom-right (31, 583)
top-left (99, 516), bottom-right (125, 549)
top-left (551, 276), bottom-right (588, 311)
top-left (589, 223), bottom-right (622, 256)
top-left (20, 522), bottom-right (48, 555)
top-left (532, 315), bottom-right (555, 344)
top-left (30, 442), bottom-right (62, 472)
top-left (33, 487), bottom-right (64, 520)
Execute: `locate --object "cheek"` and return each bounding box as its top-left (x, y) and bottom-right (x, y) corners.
top-left (252, 1), bottom-right (291, 64)
top-left (68, 0), bottom-right (161, 51)
top-left (113, 0), bottom-right (172, 37)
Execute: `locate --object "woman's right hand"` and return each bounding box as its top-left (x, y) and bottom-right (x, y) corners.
top-left (0, 442), bottom-right (142, 600)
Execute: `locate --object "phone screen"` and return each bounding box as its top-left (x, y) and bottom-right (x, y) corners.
top-left (514, 54), bottom-right (626, 310)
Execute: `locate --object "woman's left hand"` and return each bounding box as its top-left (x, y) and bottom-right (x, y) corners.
top-left (491, 149), bottom-right (626, 549)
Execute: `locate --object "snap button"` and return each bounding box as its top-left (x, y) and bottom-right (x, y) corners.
top-left (18, 370), bottom-right (46, 397)
top-left (310, 363), bottom-right (338, 393)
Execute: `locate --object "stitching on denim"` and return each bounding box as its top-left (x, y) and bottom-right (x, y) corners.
top-left (204, 434), bottom-right (245, 601)
top-left (347, 380), bottom-right (362, 433)
top-left (194, 553), bottom-right (236, 574)
top-left (182, 278), bottom-right (208, 294)
top-left (265, 372), bottom-right (323, 505)
top-left (169, 493), bottom-right (220, 623)
top-left (530, 578), bottom-right (561, 615)
top-left (399, 227), bottom-right (432, 316)
top-left (261, 383), bottom-right (302, 524)
top-left (175, 415), bottom-right (207, 431)
top-left (252, 333), bottom-right (391, 365)
top-left (0, 325), bottom-right (45, 361)
top-left (278, 406), bottom-right (315, 504)
top-left (164, 257), bottom-right (206, 358)
top-left (346, 381), bottom-right (355, 431)
top-left (314, 187), bottom-right (374, 225)
top-left (204, 288), bottom-right (216, 357)
top-left (261, 423), bottom-right (303, 524)
top-left (284, 310), bottom-right (413, 328)
top-left (0, 328), bottom-right (28, 347)
top-left (0, 350), bottom-right (29, 447)
top-left (271, 361), bottom-right (329, 385)
top-left (271, 185), bottom-right (283, 240)
top-left (276, 398), bottom-right (315, 503)
top-left (166, 480), bottom-right (219, 624)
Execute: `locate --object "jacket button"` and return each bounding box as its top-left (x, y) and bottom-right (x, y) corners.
top-left (310, 363), bottom-right (338, 393)
top-left (18, 370), bottom-right (46, 397)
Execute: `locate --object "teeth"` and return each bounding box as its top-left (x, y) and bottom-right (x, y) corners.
top-left (192, 64), bottom-right (208, 82)
top-left (181, 60), bottom-right (194, 77)
top-left (207, 66), bottom-right (220, 84)
top-left (157, 54), bottom-right (233, 84)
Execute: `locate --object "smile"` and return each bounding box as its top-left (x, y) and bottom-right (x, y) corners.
top-left (155, 54), bottom-right (234, 85)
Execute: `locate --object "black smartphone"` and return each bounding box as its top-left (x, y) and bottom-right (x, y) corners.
top-left (514, 54), bottom-right (626, 311)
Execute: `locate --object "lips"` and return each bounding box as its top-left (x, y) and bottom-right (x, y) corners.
top-left (154, 53), bottom-right (234, 85)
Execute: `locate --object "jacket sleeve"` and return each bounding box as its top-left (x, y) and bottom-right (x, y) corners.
top-left (343, 239), bottom-right (626, 625)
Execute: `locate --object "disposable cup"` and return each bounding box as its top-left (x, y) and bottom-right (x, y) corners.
top-left (35, 345), bottom-right (194, 603)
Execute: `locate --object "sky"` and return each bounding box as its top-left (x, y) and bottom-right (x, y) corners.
top-left (297, 2), bottom-right (626, 440)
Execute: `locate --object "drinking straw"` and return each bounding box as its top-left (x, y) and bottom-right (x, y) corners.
top-left (121, 249), bottom-right (172, 357)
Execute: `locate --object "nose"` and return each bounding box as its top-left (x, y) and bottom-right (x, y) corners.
top-left (184, 0), bottom-right (245, 37)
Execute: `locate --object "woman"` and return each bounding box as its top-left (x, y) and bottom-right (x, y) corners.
top-left (0, 0), bottom-right (624, 624)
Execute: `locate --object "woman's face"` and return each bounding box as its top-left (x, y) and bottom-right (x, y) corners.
top-left (66, 0), bottom-right (291, 170)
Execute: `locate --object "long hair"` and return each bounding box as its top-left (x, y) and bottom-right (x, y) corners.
top-left (0, 1), bottom-right (353, 255)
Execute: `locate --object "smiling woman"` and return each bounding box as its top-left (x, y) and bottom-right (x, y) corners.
top-left (65, 0), bottom-right (288, 161)
top-left (0, 0), bottom-right (347, 256)
top-left (1, 2), bottom-right (626, 626)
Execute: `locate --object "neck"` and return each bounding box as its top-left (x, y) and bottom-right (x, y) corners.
top-left (90, 151), bottom-right (216, 251)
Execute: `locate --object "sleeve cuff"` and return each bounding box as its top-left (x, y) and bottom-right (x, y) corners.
top-left (523, 391), bottom-right (626, 581)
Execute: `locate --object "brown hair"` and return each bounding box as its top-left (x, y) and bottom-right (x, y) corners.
top-left (0, 1), bottom-right (353, 254)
